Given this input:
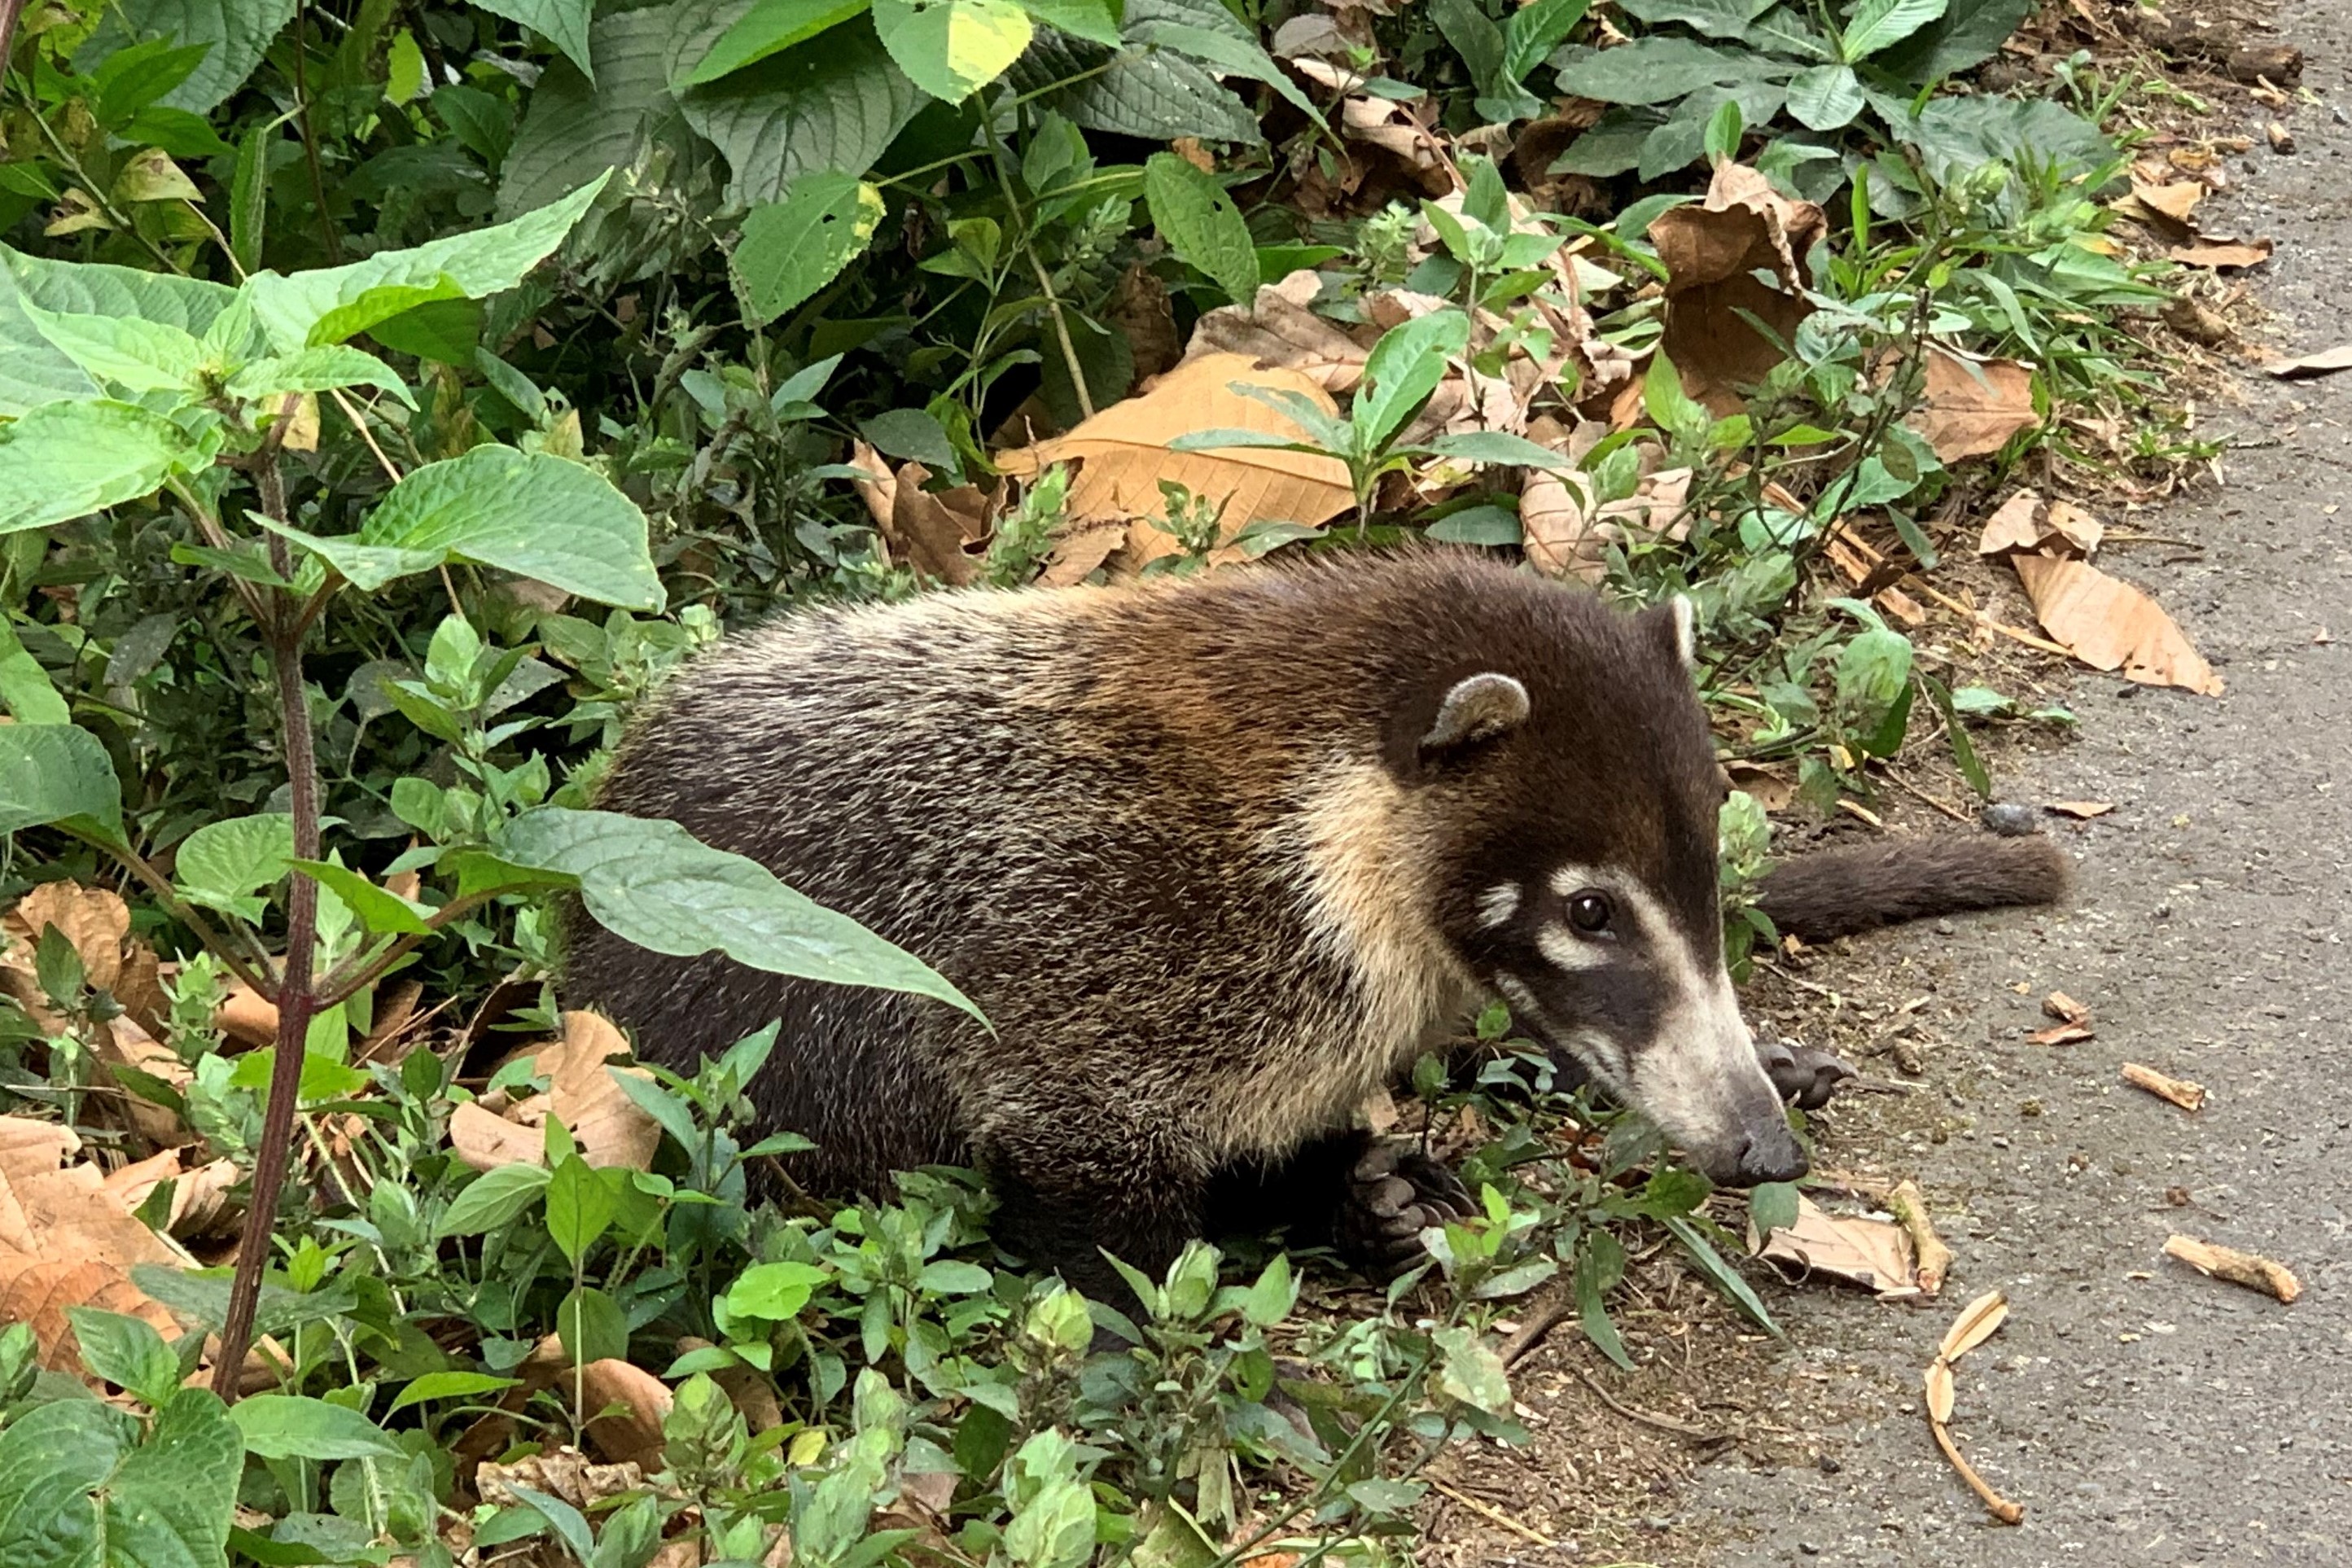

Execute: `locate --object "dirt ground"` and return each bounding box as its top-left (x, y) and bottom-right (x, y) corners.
top-left (1416, 2), bottom-right (2352, 1561)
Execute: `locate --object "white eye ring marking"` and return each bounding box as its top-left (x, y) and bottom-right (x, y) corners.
top-left (1536, 925), bottom-right (1611, 971)
top-left (1476, 883), bottom-right (1521, 928)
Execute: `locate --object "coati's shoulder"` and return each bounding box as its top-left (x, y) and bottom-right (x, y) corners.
top-left (1755, 834), bottom-right (2072, 943)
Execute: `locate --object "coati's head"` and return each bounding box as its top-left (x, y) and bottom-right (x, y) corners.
top-left (1388, 580), bottom-right (1803, 1189)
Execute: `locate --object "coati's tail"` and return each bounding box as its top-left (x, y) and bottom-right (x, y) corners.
top-left (1755, 835), bottom-right (2071, 943)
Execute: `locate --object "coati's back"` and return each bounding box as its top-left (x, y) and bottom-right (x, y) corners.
top-left (568, 553), bottom-right (1741, 1198)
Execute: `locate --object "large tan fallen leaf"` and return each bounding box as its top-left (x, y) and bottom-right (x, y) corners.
top-left (0, 1132), bottom-right (184, 1373)
top-left (1180, 269), bottom-right (1369, 392)
top-left (2012, 554), bottom-right (2222, 695)
top-left (997, 353), bottom-right (1354, 539)
top-left (459, 1011), bottom-right (660, 1172)
top-left (2, 884), bottom-right (162, 1038)
top-left (849, 441), bottom-right (992, 587)
top-left (2124, 177), bottom-right (2204, 227)
top-left (2264, 343), bottom-right (2352, 379)
top-left (1750, 1194), bottom-right (1917, 1295)
top-left (1910, 348), bottom-right (2039, 462)
top-left (2170, 239), bottom-right (2273, 269)
top-left (518, 1337), bottom-right (675, 1469)
top-left (1976, 491), bottom-right (2100, 558)
top-left (1647, 162), bottom-right (1825, 414)
top-left (1520, 466), bottom-right (1604, 583)
top-left (99, 1149), bottom-right (239, 1238)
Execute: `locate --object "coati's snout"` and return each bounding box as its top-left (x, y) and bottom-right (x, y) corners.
top-left (1421, 598), bottom-right (1805, 1189)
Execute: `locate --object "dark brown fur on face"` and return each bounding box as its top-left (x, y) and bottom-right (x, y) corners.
top-left (564, 551), bottom-right (1782, 1303)
top-left (1756, 837), bottom-right (2071, 943)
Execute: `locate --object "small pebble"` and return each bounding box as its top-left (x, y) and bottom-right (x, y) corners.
top-left (1980, 801), bottom-right (2039, 835)
top-left (1817, 1454), bottom-right (1842, 1474)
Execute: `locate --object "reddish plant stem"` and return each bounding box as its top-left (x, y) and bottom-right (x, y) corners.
top-left (213, 462), bottom-right (322, 1399)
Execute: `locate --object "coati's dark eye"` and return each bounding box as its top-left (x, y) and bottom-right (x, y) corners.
top-left (1566, 891), bottom-right (1614, 934)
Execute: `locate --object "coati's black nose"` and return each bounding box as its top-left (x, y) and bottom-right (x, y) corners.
top-left (1728, 1125), bottom-right (1807, 1187)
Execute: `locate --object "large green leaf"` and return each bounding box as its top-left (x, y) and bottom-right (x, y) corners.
top-left (497, 807), bottom-right (982, 1020)
top-left (1838, 0), bottom-right (1947, 60)
top-left (1871, 0), bottom-right (2032, 83)
top-left (19, 304), bottom-right (206, 396)
top-left (269, 445), bottom-right (660, 611)
top-left (0, 247), bottom-right (239, 416)
top-left (1610, 0), bottom-right (1772, 39)
top-left (1354, 311), bottom-right (1471, 452)
top-left (1784, 62), bottom-right (1864, 129)
top-left (1901, 94), bottom-right (2113, 185)
top-left (1553, 107), bottom-right (1668, 177)
top-left (498, 8), bottom-right (679, 221)
top-left (1008, 0), bottom-right (1257, 142)
top-left (74, 0), bottom-right (297, 113)
top-left (1143, 153), bottom-right (1257, 308)
top-left (0, 1389), bottom-right (241, 1568)
top-left (0, 724), bottom-right (123, 843)
top-left (1502, 0), bottom-right (1592, 81)
top-left (1637, 80), bottom-right (1785, 179)
top-left (679, 14), bottom-right (927, 203)
top-left (871, 0), bottom-right (1033, 99)
top-left (244, 174), bottom-right (609, 352)
top-left (174, 812), bottom-right (295, 923)
top-left (474, 0), bottom-right (598, 80)
top-left (223, 346), bottom-right (412, 407)
top-left (1430, 0), bottom-right (1504, 90)
top-left (733, 173), bottom-right (885, 325)
top-left (686, 0), bottom-right (873, 83)
top-left (1552, 37), bottom-right (1792, 104)
top-left (0, 401), bottom-right (211, 535)
top-left (229, 1396), bottom-right (404, 1462)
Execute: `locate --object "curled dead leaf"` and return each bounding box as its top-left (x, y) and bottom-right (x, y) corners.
top-left (1924, 1356), bottom-right (1956, 1424)
top-left (1910, 349), bottom-right (2039, 463)
top-left (851, 442), bottom-right (992, 587)
top-left (1751, 1194), bottom-right (1917, 1296)
top-left (1519, 466), bottom-right (1603, 583)
top-left (2162, 1234), bottom-right (2299, 1303)
top-left (1938, 1289), bottom-right (2010, 1361)
top-left (2046, 799), bottom-right (2113, 818)
top-left (2169, 239), bottom-right (2272, 269)
top-left (462, 1011), bottom-right (661, 1172)
top-left (0, 1131), bottom-right (186, 1374)
top-left (2011, 554), bottom-right (2222, 695)
top-left (1180, 269), bottom-right (1369, 392)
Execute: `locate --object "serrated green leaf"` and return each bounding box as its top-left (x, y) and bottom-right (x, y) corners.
top-left (0, 725), bottom-right (123, 844)
top-left (0, 401), bottom-right (209, 535)
top-left (287, 860), bottom-right (435, 935)
top-left (494, 807), bottom-right (982, 1019)
top-left (1007, 3), bottom-right (1256, 143)
top-left (268, 445), bottom-right (660, 611)
top-left (733, 173), bottom-right (883, 326)
top-left (1018, 0), bottom-right (1123, 46)
top-left (1355, 310), bottom-right (1471, 451)
top-left (1839, 0), bottom-right (1947, 60)
top-left (174, 812), bottom-right (294, 922)
top-left (75, 0), bottom-right (299, 114)
top-left (1143, 153), bottom-right (1257, 308)
top-left (0, 1399), bottom-right (126, 1561)
top-left (871, 0), bottom-right (1032, 101)
top-left (65, 1308), bottom-right (182, 1409)
top-left (223, 346), bottom-right (414, 408)
top-left (1552, 37), bottom-right (1789, 104)
top-left (10, 1388), bottom-right (242, 1568)
top-left (1612, 0), bottom-right (1776, 37)
top-left (678, 13), bottom-right (927, 204)
top-left (686, 0), bottom-right (873, 83)
top-left (0, 247), bottom-right (240, 414)
top-left (475, 0), bottom-right (598, 80)
top-left (19, 304), bottom-right (206, 394)
top-left (0, 620), bottom-right (68, 725)
top-left (245, 174), bottom-right (608, 352)
top-left (498, 8), bottom-right (675, 221)
top-left (439, 1163), bottom-right (552, 1236)
top-left (1503, 0), bottom-right (1592, 81)
top-left (1126, 18), bottom-right (1317, 123)
top-left (230, 1395), bottom-right (404, 1461)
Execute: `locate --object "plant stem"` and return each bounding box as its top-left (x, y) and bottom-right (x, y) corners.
top-left (291, 1), bottom-right (343, 265)
top-left (214, 451), bottom-right (326, 1399)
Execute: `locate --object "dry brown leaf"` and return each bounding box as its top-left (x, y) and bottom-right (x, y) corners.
top-left (1646, 163), bottom-right (1824, 415)
top-left (0, 1116), bottom-right (80, 1172)
top-left (1924, 1356), bottom-right (1956, 1424)
top-left (2129, 178), bottom-right (2204, 226)
top-left (1038, 520), bottom-right (1127, 587)
top-left (5, 883), bottom-right (130, 992)
top-left (997, 353), bottom-right (1354, 540)
top-left (2043, 991), bottom-right (2090, 1024)
top-left (449, 1101), bottom-right (545, 1171)
top-left (850, 442), bottom-right (992, 588)
top-left (1519, 466), bottom-right (1603, 582)
top-left (217, 981), bottom-right (279, 1047)
top-left (2047, 799), bottom-right (2113, 818)
top-left (1106, 265), bottom-right (1181, 384)
top-left (1938, 1288), bottom-right (2010, 1361)
top-left (2264, 343), bottom-right (2352, 379)
top-left (1975, 490), bottom-right (2043, 554)
top-left (2122, 1062), bottom-right (2206, 1111)
top-left (2012, 554), bottom-right (2222, 695)
top-left (96, 1016), bottom-right (191, 1145)
top-left (1751, 1194), bottom-right (1917, 1295)
top-left (2169, 239), bottom-right (2273, 269)
top-left (2043, 500), bottom-right (2104, 556)
top-left (0, 1137), bottom-right (185, 1373)
top-left (478, 1448), bottom-right (647, 1515)
top-left (2028, 1021), bottom-right (2095, 1046)
top-left (1180, 269), bottom-right (1369, 392)
top-left (463, 1012), bottom-right (661, 1172)
top-left (1910, 348), bottom-right (2039, 463)
top-left (2162, 1234), bottom-right (2299, 1303)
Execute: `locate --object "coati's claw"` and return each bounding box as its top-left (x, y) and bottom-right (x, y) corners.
top-left (1759, 1036), bottom-right (1855, 1111)
top-left (1336, 1142), bottom-right (1473, 1277)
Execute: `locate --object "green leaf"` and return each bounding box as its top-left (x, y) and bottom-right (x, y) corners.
top-left (1612, 0), bottom-right (1775, 37)
top-left (439, 1163), bottom-right (552, 1236)
top-left (229, 125), bottom-right (269, 276)
top-left (1783, 62), bottom-right (1863, 130)
top-left (244, 173), bottom-right (608, 352)
top-left (18, 304), bottom-right (205, 394)
top-left (506, 1484), bottom-right (598, 1567)
top-left (733, 173), bottom-right (884, 326)
top-left (1918, 673), bottom-right (1991, 799)
top-left (5, 1389), bottom-right (243, 1568)
top-left (1142, 154), bottom-right (1257, 308)
top-left (871, 0), bottom-right (1033, 101)
top-left (230, 1395), bottom-right (404, 1461)
top-left (0, 620), bottom-right (68, 725)
top-left (859, 408), bottom-right (956, 469)
top-left (1430, 0), bottom-right (1504, 91)
top-left (1839, 0), bottom-right (1947, 60)
top-left (1872, 0), bottom-right (2031, 82)
top-left (286, 860), bottom-right (434, 935)
top-left (75, 0), bottom-right (299, 113)
top-left (66, 1308), bottom-right (182, 1408)
top-left (0, 247), bottom-right (239, 416)
top-left (688, 0), bottom-right (872, 82)
top-left (1007, 2), bottom-right (1255, 142)
top-left (1551, 37), bottom-right (1789, 104)
top-left (174, 812), bottom-right (295, 922)
top-left (1420, 430), bottom-right (1579, 472)
top-left (494, 807), bottom-right (983, 1020)
top-left (1662, 1213), bottom-right (1779, 1334)
top-left (919, 1259), bottom-right (994, 1294)
top-left (545, 1155), bottom-right (616, 1267)
top-left (1432, 1325), bottom-right (1512, 1417)
top-left (677, 13), bottom-right (928, 204)
top-left (0, 718), bottom-right (125, 845)
top-left (0, 401), bottom-right (210, 534)
top-left (387, 1371), bottom-right (524, 1416)
top-left (1423, 505), bottom-right (1521, 546)
top-left (498, 9), bottom-right (674, 221)
top-left (558, 1285), bottom-right (630, 1364)
top-left (1902, 95), bottom-right (2113, 186)
top-left (0, 1399), bottom-right (126, 1561)
top-left (1354, 310), bottom-right (1471, 452)
top-left (269, 445), bottom-right (661, 611)
top-left (1502, 0), bottom-right (1591, 81)
top-left (1747, 1180), bottom-right (1800, 1237)
top-left (1575, 1229), bottom-right (1634, 1369)
top-left (1021, 0), bottom-right (1127, 47)
top-left (725, 1259), bottom-right (830, 1320)
top-left (475, 0), bottom-right (598, 80)
top-left (224, 347), bottom-right (414, 408)
top-left (1123, 19), bottom-right (1318, 124)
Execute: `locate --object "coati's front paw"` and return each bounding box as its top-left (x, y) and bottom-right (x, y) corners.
top-left (1759, 1036), bottom-right (1855, 1111)
top-left (1335, 1141), bottom-right (1474, 1278)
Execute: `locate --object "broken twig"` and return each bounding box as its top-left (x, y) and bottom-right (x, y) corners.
top-left (1575, 1366), bottom-right (1726, 1443)
top-left (1925, 1291), bottom-right (2024, 1525)
top-left (1496, 1288), bottom-right (1574, 1369)
top-left (2162, 1235), bottom-right (2301, 1303)
top-left (2122, 1062), bottom-right (2206, 1110)
top-left (1885, 1180), bottom-right (1951, 1297)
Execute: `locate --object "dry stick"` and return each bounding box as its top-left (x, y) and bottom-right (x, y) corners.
top-left (1832, 524), bottom-right (2076, 659)
top-left (1424, 1478), bottom-right (1557, 1549)
top-left (1575, 1366), bottom-right (1725, 1443)
top-left (1886, 769), bottom-right (1975, 825)
top-left (2122, 1062), bottom-right (2206, 1111)
top-left (1929, 1417), bottom-right (2026, 1525)
top-left (1496, 1285), bottom-right (1574, 1368)
top-left (1885, 1180), bottom-right (1951, 1298)
top-left (0, 0), bottom-right (25, 80)
top-left (2163, 1235), bottom-right (2302, 1303)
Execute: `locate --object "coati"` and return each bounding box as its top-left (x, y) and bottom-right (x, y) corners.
top-left (565, 553), bottom-right (2067, 1303)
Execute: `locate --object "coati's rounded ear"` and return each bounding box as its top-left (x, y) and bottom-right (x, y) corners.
top-left (1643, 593), bottom-right (1697, 669)
top-left (1420, 672), bottom-right (1531, 755)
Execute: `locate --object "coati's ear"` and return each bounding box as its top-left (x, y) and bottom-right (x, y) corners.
top-left (1420, 672), bottom-right (1531, 756)
top-left (1642, 594), bottom-right (1697, 670)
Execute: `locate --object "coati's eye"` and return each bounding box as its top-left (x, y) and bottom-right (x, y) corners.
top-left (1566, 891), bottom-right (1614, 935)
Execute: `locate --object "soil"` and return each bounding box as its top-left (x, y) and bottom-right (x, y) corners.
top-left (1416, 0), bottom-right (2352, 1561)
